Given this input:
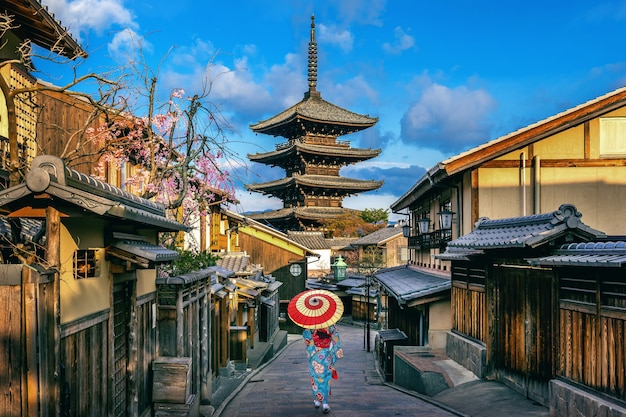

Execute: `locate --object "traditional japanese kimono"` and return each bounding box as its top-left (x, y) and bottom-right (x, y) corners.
top-left (302, 325), bottom-right (343, 405)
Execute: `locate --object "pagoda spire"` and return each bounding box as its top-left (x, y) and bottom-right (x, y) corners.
top-left (306, 15), bottom-right (320, 98)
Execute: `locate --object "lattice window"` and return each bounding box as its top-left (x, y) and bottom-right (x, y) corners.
top-left (74, 249), bottom-right (101, 279)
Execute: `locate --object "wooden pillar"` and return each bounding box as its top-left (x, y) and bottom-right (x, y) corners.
top-left (221, 297), bottom-right (229, 367)
top-left (45, 206), bottom-right (61, 417)
top-left (176, 288), bottom-right (184, 356)
top-left (248, 306), bottom-right (255, 350)
top-left (200, 286), bottom-right (210, 403)
top-left (22, 267), bottom-right (38, 417)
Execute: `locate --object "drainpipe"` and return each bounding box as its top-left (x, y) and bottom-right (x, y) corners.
top-left (520, 152), bottom-right (526, 216)
top-left (533, 155), bottom-right (541, 215)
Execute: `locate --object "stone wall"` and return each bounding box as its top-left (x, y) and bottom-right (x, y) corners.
top-left (550, 380), bottom-right (626, 417)
top-left (445, 331), bottom-right (486, 378)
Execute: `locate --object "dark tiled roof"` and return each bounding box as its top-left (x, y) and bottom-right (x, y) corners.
top-left (374, 265), bottom-right (450, 306)
top-left (351, 226), bottom-right (404, 246)
top-left (0, 216), bottom-right (42, 242)
top-left (7, 0), bottom-right (86, 58)
top-left (437, 204), bottom-right (605, 259)
top-left (248, 142), bottom-right (381, 164)
top-left (248, 207), bottom-right (356, 222)
top-left (0, 155), bottom-right (186, 231)
top-left (250, 93), bottom-right (377, 139)
top-left (529, 241), bottom-right (626, 267)
top-left (287, 231), bottom-right (331, 250)
top-left (216, 254), bottom-right (251, 273)
top-left (246, 174), bottom-right (383, 194)
top-left (327, 237), bottom-right (358, 250)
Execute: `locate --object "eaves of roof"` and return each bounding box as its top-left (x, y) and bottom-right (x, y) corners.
top-left (374, 265), bottom-right (451, 306)
top-left (8, 0), bottom-right (86, 58)
top-left (157, 266), bottom-right (235, 286)
top-left (436, 204), bottom-right (605, 256)
top-left (246, 175), bottom-right (383, 193)
top-left (237, 216), bottom-right (318, 257)
top-left (442, 86), bottom-right (626, 176)
top-left (248, 142), bottom-right (381, 163)
top-left (0, 155), bottom-right (186, 232)
top-left (392, 86), bottom-right (626, 212)
top-left (528, 241), bottom-right (626, 268)
top-left (250, 92), bottom-right (377, 134)
top-left (351, 227), bottom-right (404, 246)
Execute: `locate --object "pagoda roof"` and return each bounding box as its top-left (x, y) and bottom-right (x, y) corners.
top-left (248, 141), bottom-right (381, 165)
top-left (245, 174), bottom-right (383, 195)
top-left (248, 206), bottom-right (358, 223)
top-left (250, 91), bottom-right (378, 139)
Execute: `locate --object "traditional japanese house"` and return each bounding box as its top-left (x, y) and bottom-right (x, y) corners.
top-left (385, 85), bottom-right (626, 384)
top-left (436, 204), bottom-right (606, 407)
top-left (350, 225), bottom-right (409, 270)
top-left (528, 241), bottom-right (626, 416)
top-left (0, 155), bottom-right (186, 416)
top-left (246, 15), bottom-right (382, 232)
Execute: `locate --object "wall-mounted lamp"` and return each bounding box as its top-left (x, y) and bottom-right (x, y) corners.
top-left (438, 210), bottom-right (455, 230)
top-left (402, 221), bottom-right (411, 238)
top-left (417, 218), bottom-right (431, 235)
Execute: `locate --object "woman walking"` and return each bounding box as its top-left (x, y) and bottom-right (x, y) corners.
top-left (288, 290), bottom-right (345, 414)
top-left (303, 325), bottom-right (343, 413)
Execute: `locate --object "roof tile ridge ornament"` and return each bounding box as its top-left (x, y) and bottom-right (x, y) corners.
top-left (473, 204), bottom-right (581, 230)
top-left (552, 203), bottom-right (582, 228)
top-left (305, 14), bottom-right (321, 100)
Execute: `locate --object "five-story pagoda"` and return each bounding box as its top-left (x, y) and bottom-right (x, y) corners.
top-left (246, 15), bottom-right (383, 232)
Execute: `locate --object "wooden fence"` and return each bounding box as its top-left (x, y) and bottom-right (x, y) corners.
top-left (0, 265), bottom-right (57, 417)
top-left (451, 262), bottom-right (486, 342)
top-left (557, 267), bottom-right (626, 402)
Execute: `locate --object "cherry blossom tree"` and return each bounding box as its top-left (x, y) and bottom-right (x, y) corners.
top-left (2, 13), bottom-right (239, 231)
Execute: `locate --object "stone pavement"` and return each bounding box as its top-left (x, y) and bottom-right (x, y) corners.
top-left (210, 323), bottom-right (550, 417)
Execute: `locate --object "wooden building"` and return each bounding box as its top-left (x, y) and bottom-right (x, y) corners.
top-left (392, 85), bottom-right (626, 273)
top-left (0, 0), bottom-right (86, 188)
top-left (529, 241), bottom-right (626, 416)
top-left (0, 155), bottom-right (186, 416)
top-left (350, 225), bottom-right (409, 270)
top-left (436, 204), bottom-right (608, 409)
top-left (246, 16), bottom-right (382, 232)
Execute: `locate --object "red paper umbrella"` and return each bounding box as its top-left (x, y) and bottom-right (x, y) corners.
top-left (288, 289), bottom-right (344, 329)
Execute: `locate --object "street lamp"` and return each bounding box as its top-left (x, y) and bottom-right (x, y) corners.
top-left (365, 275), bottom-right (371, 352)
top-left (332, 255), bottom-right (347, 281)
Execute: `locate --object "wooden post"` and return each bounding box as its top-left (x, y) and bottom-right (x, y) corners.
top-left (22, 267), bottom-right (38, 417)
top-left (46, 206), bottom-right (61, 417)
top-left (248, 306), bottom-right (255, 350)
top-left (200, 287), bottom-right (210, 403)
top-left (177, 288), bottom-right (184, 356)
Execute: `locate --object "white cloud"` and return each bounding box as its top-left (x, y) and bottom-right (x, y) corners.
top-left (318, 24), bottom-right (354, 52)
top-left (46, 0), bottom-right (137, 40)
top-left (107, 28), bottom-right (152, 63)
top-left (383, 26), bottom-right (415, 55)
top-left (401, 79), bottom-right (496, 153)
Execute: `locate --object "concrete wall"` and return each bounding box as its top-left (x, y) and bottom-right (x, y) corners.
top-left (428, 299), bottom-right (451, 349)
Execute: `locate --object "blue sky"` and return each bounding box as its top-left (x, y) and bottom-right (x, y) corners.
top-left (38, 0), bottom-right (626, 220)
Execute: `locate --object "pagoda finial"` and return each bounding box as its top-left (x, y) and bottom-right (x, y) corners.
top-left (307, 14), bottom-right (318, 94)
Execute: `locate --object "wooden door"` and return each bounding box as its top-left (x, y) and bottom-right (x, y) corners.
top-left (113, 282), bottom-right (131, 417)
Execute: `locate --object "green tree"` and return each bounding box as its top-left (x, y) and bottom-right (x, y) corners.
top-left (360, 208), bottom-right (389, 224)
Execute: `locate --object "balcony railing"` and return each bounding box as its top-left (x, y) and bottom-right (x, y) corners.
top-left (407, 230), bottom-right (452, 250)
